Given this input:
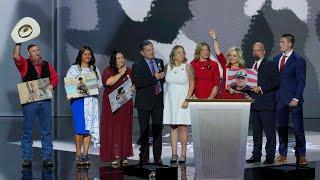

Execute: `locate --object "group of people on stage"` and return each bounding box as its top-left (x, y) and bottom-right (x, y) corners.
top-left (13, 28), bottom-right (307, 168)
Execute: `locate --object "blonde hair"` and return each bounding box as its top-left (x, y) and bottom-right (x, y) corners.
top-left (169, 45), bottom-right (187, 68)
top-left (226, 47), bottom-right (245, 67)
top-left (193, 41), bottom-right (210, 60)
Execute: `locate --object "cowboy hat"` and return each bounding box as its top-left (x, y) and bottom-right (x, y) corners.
top-left (11, 17), bottom-right (40, 43)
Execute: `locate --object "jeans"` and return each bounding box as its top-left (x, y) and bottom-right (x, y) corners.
top-left (21, 100), bottom-right (53, 160)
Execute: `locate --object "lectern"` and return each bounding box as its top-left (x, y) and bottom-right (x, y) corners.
top-left (186, 99), bottom-right (253, 180)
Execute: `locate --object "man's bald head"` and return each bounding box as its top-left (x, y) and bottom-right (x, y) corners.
top-left (253, 42), bottom-right (265, 50)
top-left (252, 42), bottom-right (265, 60)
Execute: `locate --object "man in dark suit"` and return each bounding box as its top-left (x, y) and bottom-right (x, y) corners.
top-left (246, 42), bottom-right (279, 165)
top-left (132, 40), bottom-right (165, 165)
top-left (273, 34), bottom-right (307, 165)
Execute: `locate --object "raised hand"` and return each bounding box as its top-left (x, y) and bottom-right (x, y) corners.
top-left (209, 28), bottom-right (217, 40)
top-left (118, 66), bottom-right (127, 76)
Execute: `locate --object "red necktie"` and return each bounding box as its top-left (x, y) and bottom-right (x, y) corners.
top-left (279, 55), bottom-right (287, 72)
top-left (253, 62), bottom-right (258, 70)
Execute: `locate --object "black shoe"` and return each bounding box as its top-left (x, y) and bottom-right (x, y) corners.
top-left (139, 159), bottom-right (149, 165)
top-left (22, 160), bottom-right (32, 168)
top-left (263, 158), bottom-right (274, 165)
top-left (246, 156), bottom-right (261, 163)
top-left (170, 155), bottom-right (178, 164)
top-left (82, 155), bottom-right (90, 166)
top-left (178, 156), bottom-right (186, 164)
top-left (154, 159), bottom-right (163, 166)
top-left (43, 159), bottom-right (53, 168)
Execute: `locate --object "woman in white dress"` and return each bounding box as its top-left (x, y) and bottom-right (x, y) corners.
top-left (163, 45), bottom-right (195, 164)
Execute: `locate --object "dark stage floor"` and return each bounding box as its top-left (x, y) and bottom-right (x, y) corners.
top-left (1, 117), bottom-right (320, 179)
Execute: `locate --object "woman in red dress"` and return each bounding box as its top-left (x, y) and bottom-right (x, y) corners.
top-left (190, 42), bottom-right (220, 99)
top-left (100, 50), bottom-right (135, 167)
top-left (209, 29), bottom-right (246, 99)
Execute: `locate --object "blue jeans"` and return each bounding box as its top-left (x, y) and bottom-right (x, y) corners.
top-left (21, 100), bottom-right (53, 160)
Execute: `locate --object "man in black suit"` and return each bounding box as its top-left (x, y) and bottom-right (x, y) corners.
top-left (246, 42), bottom-right (280, 164)
top-left (132, 40), bottom-right (165, 165)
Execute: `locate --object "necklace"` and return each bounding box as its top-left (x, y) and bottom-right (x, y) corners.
top-left (173, 65), bottom-right (184, 73)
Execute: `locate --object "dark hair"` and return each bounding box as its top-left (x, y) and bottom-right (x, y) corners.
top-left (139, 40), bottom-right (153, 51)
top-left (73, 46), bottom-right (98, 78)
top-left (109, 50), bottom-right (124, 74)
top-left (117, 87), bottom-right (124, 95)
top-left (78, 77), bottom-right (83, 81)
top-left (27, 44), bottom-right (36, 50)
top-left (281, 33), bottom-right (295, 46)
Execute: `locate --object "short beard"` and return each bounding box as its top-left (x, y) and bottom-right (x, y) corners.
top-left (253, 55), bottom-right (260, 61)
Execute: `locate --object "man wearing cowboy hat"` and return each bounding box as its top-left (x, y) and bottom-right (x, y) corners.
top-left (13, 42), bottom-right (59, 168)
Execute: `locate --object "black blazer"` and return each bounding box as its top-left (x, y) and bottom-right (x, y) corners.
top-left (132, 58), bottom-right (165, 110)
top-left (250, 58), bottom-right (280, 111)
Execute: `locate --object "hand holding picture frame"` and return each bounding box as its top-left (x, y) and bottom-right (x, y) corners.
top-left (226, 68), bottom-right (258, 91)
top-left (17, 78), bottom-right (52, 104)
top-left (108, 78), bottom-right (133, 113)
top-left (64, 73), bottom-right (99, 99)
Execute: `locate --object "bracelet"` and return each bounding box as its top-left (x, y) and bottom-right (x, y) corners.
top-left (213, 38), bottom-right (218, 41)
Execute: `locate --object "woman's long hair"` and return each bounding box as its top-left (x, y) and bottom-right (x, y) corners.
top-left (109, 50), bottom-right (124, 74)
top-left (73, 46), bottom-right (98, 78)
top-left (193, 41), bottom-right (211, 60)
top-left (169, 45), bottom-right (187, 68)
top-left (226, 47), bottom-right (245, 67)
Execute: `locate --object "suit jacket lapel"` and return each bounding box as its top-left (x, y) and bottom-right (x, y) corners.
top-left (154, 59), bottom-right (163, 72)
top-left (274, 54), bottom-right (281, 67)
top-left (258, 58), bottom-right (266, 71)
top-left (256, 58), bottom-right (265, 80)
top-left (284, 51), bottom-right (295, 69)
top-left (142, 59), bottom-right (153, 76)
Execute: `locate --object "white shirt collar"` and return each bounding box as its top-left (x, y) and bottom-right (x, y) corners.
top-left (253, 57), bottom-right (264, 69)
top-left (255, 58), bottom-right (263, 64)
top-left (282, 49), bottom-right (293, 57)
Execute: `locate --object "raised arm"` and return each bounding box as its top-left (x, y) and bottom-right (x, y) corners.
top-left (209, 28), bottom-right (222, 56)
top-left (13, 43), bottom-right (21, 61)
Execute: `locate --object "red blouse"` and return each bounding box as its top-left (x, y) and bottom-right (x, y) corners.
top-left (190, 59), bottom-right (220, 99)
top-left (216, 53), bottom-right (245, 99)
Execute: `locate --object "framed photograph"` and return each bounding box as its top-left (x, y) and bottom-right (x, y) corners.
top-left (64, 73), bottom-right (99, 99)
top-left (17, 78), bottom-right (52, 104)
top-left (226, 68), bottom-right (258, 92)
top-left (108, 78), bottom-right (133, 113)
